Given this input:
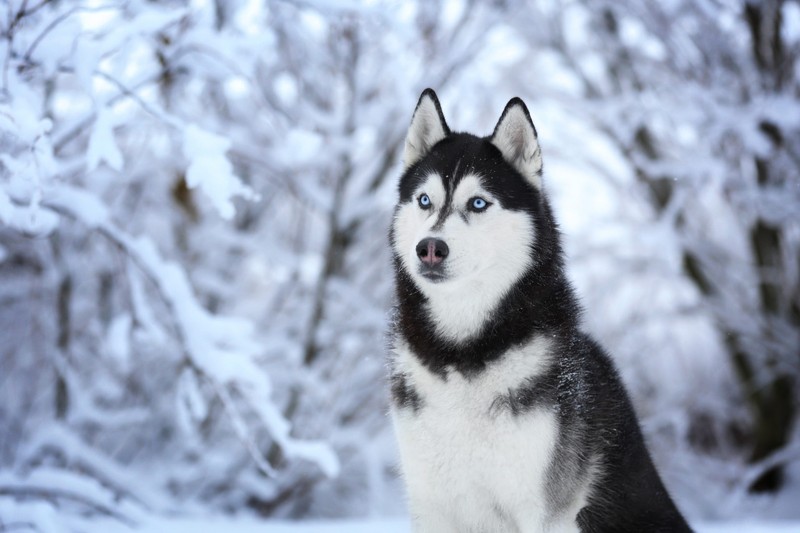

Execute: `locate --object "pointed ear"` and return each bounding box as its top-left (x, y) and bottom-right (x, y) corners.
top-left (490, 98), bottom-right (543, 188)
top-left (403, 88), bottom-right (450, 170)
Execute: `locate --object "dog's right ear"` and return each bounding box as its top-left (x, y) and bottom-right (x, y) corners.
top-left (403, 89), bottom-right (450, 170)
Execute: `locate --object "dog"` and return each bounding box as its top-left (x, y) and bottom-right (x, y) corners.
top-left (388, 89), bottom-right (692, 532)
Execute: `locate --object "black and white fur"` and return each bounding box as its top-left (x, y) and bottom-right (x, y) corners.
top-left (388, 89), bottom-right (692, 533)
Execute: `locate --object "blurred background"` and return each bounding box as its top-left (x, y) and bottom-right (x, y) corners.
top-left (0, 0), bottom-right (798, 530)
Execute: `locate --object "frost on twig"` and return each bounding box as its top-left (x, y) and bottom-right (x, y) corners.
top-left (44, 184), bottom-right (339, 480)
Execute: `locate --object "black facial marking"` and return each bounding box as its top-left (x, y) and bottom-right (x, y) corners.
top-left (431, 203), bottom-right (451, 231)
top-left (430, 160), bottom-right (459, 230)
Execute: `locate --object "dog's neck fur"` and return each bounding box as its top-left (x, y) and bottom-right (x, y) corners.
top-left (393, 197), bottom-right (581, 378)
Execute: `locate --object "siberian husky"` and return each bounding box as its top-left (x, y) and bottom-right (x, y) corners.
top-left (388, 89), bottom-right (692, 533)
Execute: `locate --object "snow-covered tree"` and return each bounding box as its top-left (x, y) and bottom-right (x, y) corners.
top-left (500, 0), bottom-right (800, 517)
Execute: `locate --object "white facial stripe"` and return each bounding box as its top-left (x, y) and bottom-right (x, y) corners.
top-left (392, 173), bottom-right (446, 281)
top-left (452, 173), bottom-right (493, 211)
top-left (416, 173), bottom-right (446, 210)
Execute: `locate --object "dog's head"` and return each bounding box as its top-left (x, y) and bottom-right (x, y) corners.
top-left (391, 89), bottom-right (549, 340)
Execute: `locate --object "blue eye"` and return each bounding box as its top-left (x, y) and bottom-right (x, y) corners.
top-left (470, 197), bottom-right (489, 211)
top-left (418, 194), bottom-right (431, 209)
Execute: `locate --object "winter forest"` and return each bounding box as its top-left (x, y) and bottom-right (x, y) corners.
top-left (0, 0), bottom-right (799, 531)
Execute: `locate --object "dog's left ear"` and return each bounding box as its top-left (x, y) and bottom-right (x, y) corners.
top-left (403, 88), bottom-right (450, 170)
top-left (491, 98), bottom-right (543, 189)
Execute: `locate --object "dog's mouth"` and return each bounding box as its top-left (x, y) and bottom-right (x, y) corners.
top-left (418, 265), bottom-right (448, 283)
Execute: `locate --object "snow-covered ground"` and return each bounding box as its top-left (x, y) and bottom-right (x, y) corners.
top-left (5, 499), bottom-right (798, 532)
top-left (74, 516), bottom-right (800, 533)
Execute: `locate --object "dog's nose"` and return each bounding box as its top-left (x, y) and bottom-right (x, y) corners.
top-left (416, 238), bottom-right (449, 266)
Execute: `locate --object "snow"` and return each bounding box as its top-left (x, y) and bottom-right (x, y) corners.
top-left (697, 523), bottom-right (800, 533)
top-left (87, 107), bottom-right (124, 172)
top-left (7, 513), bottom-right (795, 533)
top-left (0, 187), bottom-right (60, 236)
top-left (782, 1), bottom-right (800, 45)
top-left (106, 313), bottom-right (133, 365)
top-left (273, 72), bottom-right (299, 105)
top-left (278, 129), bottom-right (324, 166)
top-left (182, 124), bottom-right (257, 220)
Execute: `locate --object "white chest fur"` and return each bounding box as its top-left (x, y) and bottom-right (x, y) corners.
top-left (391, 337), bottom-right (581, 533)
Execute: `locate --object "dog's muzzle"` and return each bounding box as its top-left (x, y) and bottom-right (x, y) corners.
top-left (416, 238), bottom-right (449, 281)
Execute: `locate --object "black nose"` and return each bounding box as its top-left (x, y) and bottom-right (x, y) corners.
top-left (416, 238), bottom-right (449, 266)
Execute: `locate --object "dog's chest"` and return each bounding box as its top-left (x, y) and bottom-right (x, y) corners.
top-left (391, 339), bottom-right (561, 531)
